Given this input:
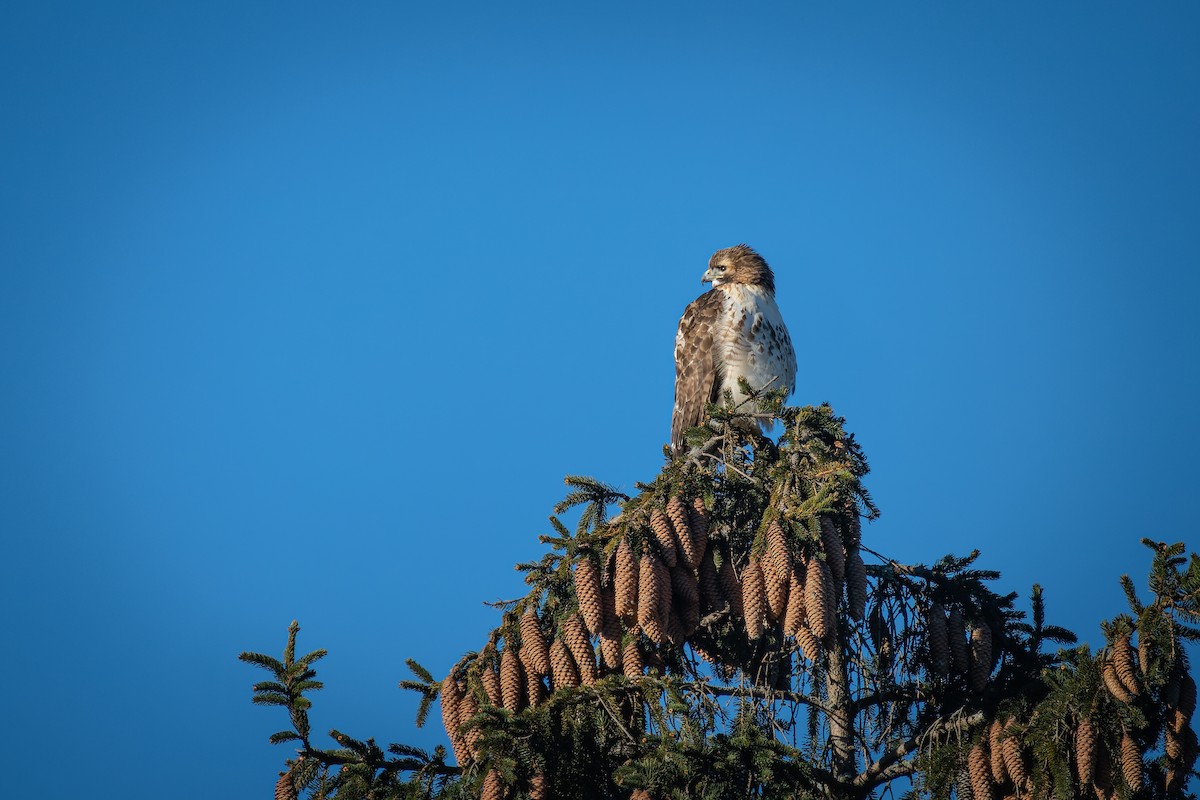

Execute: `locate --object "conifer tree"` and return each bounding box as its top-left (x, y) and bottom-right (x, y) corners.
top-left (242, 397), bottom-right (1200, 799)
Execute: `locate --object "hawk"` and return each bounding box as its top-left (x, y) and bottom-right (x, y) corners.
top-left (671, 244), bottom-right (797, 453)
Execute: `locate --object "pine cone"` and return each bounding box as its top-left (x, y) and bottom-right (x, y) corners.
top-left (671, 562), bottom-right (701, 635)
top-left (819, 516), bottom-right (845, 584)
top-left (1120, 731), bottom-right (1142, 790)
top-left (948, 607), bottom-right (969, 674)
top-left (1112, 634), bottom-right (1140, 697)
top-left (440, 674), bottom-right (466, 762)
top-left (667, 496), bottom-right (700, 569)
top-left (969, 623), bottom-right (993, 692)
top-left (649, 508), bottom-right (679, 568)
top-left (481, 769), bottom-right (505, 800)
top-left (637, 551), bottom-right (669, 644)
top-left (1076, 716), bottom-right (1096, 787)
top-left (598, 614), bottom-right (623, 671)
top-left (561, 612), bottom-right (598, 685)
top-left (988, 719), bottom-right (1008, 783)
top-left (622, 636), bottom-right (644, 679)
top-left (687, 496), bottom-right (710, 565)
top-left (844, 547), bottom-right (867, 622)
top-left (765, 557), bottom-right (789, 624)
top-left (526, 670), bottom-right (546, 707)
top-left (796, 618), bottom-right (823, 662)
top-left (1000, 719), bottom-right (1027, 790)
top-left (967, 740), bottom-right (994, 800)
top-left (275, 770), bottom-right (297, 800)
top-left (630, 790), bottom-right (652, 800)
top-left (763, 522), bottom-right (792, 618)
top-left (614, 538), bottom-right (639, 622)
top-left (519, 609), bottom-right (551, 676)
top-left (457, 687), bottom-right (480, 758)
top-left (783, 571), bottom-right (806, 638)
top-left (805, 555), bottom-right (836, 645)
top-left (1176, 671), bottom-right (1197, 733)
top-left (717, 548), bottom-right (743, 617)
top-left (742, 557), bottom-right (768, 639)
top-left (529, 772), bottom-right (546, 800)
top-left (698, 547), bottom-right (724, 615)
top-left (480, 654), bottom-right (503, 707)
top-left (665, 605), bottom-right (687, 645)
top-left (926, 601), bottom-right (951, 677)
top-left (500, 646), bottom-right (526, 712)
top-left (574, 555), bottom-right (607, 635)
top-left (550, 638), bottom-right (580, 689)
top-left (1102, 659), bottom-right (1133, 703)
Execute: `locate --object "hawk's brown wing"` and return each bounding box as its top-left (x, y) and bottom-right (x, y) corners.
top-left (672, 290), bottom-right (724, 452)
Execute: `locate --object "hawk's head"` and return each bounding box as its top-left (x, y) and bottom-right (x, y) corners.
top-left (702, 244), bottom-right (775, 293)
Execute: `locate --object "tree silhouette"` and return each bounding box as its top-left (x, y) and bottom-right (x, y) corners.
top-left (243, 399), bottom-right (1199, 799)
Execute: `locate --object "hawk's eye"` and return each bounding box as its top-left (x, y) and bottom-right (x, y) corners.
top-left (717, 265), bottom-right (727, 271)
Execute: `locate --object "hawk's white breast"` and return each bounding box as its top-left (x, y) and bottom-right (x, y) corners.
top-left (713, 284), bottom-right (796, 408)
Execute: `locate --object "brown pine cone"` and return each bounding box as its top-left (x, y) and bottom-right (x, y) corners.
top-left (529, 772), bottom-right (546, 800)
top-left (763, 521), bottom-right (792, 613)
top-left (697, 547), bottom-right (724, 615)
top-left (819, 516), bottom-right (845, 584)
top-left (687, 496), bottom-right (710, 565)
top-left (598, 614), bottom-right (623, 671)
top-left (637, 551), bottom-right (669, 644)
top-left (717, 548), bottom-right (743, 617)
top-left (649, 508), bottom-right (679, 568)
top-left (667, 496), bottom-right (700, 569)
top-left (480, 653), bottom-right (503, 707)
top-left (765, 557), bottom-right (789, 624)
top-left (561, 612), bottom-right (598, 685)
top-left (742, 557), bottom-right (767, 639)
top-left (630, 790), bottom-right (652, 800)
top-left (926, 601), bottom-right (951, 677)
top-left (1102, 660), bottom-right (1134, 703)
top-left (622, 636), bottom-right (645, 679)
top-left (1000, 719), bottom-right (1027, 790)
top-left (275, 770), bottom-right (297, 800)
top-left (614, 538), bottom-right (639, 622)
top-left (844, 547), bottom-right (867, 622)
top-left (574, 555), bottom-right (607, 635)
top-left (1076, 716), bottom-right (1096, 787)
top-left (969, 623), bottom-right (992, 692)
top-left (1112, 634), bottom-right (1140, 697)
top-left (967, 740), bottom-right (994, 800)
top-left (1176, 671), bottom-right (1198, 733)
top-left (519, 609), bottom-right (551, 677)
top-left (481, 769), bottom-right (505, 800)
top-left (988, 719), bottom-right (1008, 783)
top-left (796, 618), bottom-right (823, 662)
top-left (783, 571), bottom-right (806, 638)
top-left (526, 670), bottom-right (546, 707)
top-left (1120, 731), bottom-right (1142, 790)
top-left (665, 605), bottom-right (687, 645)
top-left (948, 607), bottom-right (969, 674)
top-left (500, 647), bottom-right (526, 712)
top-left (550, 638), bottom-right (580, 689)
top-left (805, 555), bottom-right (836, 644)
top-left (457, 687), bottom-right (481, 759)
top-left (440, 674), bottom-right (466, 762)
top-left (671, 562), bottom-right (701, 635)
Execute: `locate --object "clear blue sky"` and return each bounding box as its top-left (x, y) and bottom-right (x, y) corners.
top-left (2, 3), bottom-right (1197, 797)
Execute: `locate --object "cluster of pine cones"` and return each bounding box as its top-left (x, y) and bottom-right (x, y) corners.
top-left (922, 600), bottom-right (1000, 693)
top-left (960, 630), bottom-right (1197, 800)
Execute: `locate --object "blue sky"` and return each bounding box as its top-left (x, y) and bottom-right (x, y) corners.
top-left (2, 3), bottom-right (1197, 797)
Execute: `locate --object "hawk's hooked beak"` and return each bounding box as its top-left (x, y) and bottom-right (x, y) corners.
top-left (701, 268), bottom-right (716, 284)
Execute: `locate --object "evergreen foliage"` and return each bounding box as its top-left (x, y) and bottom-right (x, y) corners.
top-left (242, 400), bottom-right (1199, 799)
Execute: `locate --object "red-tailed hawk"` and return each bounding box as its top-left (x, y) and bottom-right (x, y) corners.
top-left (671, 244), bottom-right (797, 453)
